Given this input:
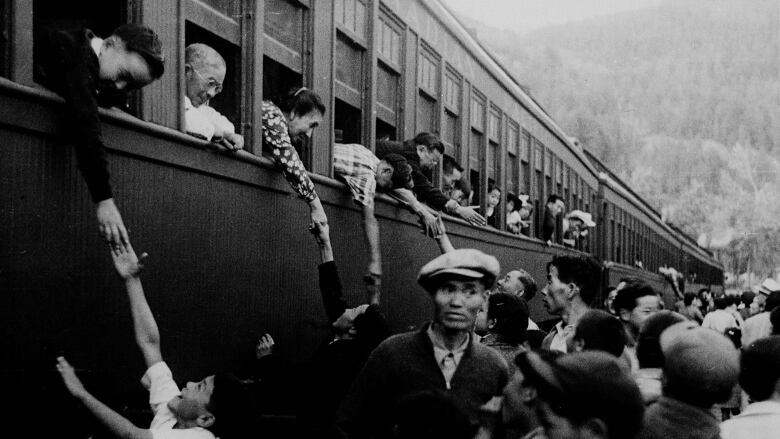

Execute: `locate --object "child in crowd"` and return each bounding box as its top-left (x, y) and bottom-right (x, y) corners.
top-left (56, 244), bottom-right (253, 439)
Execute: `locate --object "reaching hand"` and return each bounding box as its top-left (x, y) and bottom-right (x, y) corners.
top-left (456, 206), bottom-right (487, 226)
top-left (418, 210), bottom-right (441, 238)
top-left (110, 243), bottom-right (148, 280)
top-left (223, 133), bottom-right (245, 151)
top-left (309, 198), bottom-right (328, 227)
top-left (309, 220), bottom-right (331, 246)
top-left (56, 356), bottom-right (88, 398)
top-left (255, 333), bottom-right (275, 359)
top-left (96, 198), bottom-right (129, 250)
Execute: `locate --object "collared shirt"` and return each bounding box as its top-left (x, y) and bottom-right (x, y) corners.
top-left (548, 321), bottom-right (574, 353)
top-left (333, 143), bottom-right (380, 208)
top-left (261, 100), bottom-right (317, 202)
top-left (427, 325), bottom-right (470, 389)
top-left (184, 96), bottom-right (235, 141)
top-left (702, 309), bottom-right (738, 333)
top-left (720, 400), bottom-right (780, 439)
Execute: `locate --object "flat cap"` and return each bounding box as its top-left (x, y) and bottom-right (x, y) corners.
top-left (417, 249), bottom-right (500, 293)
top-left (516, 350), bottom-right (644, 438)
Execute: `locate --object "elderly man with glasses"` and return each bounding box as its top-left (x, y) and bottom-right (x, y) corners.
top-left (183, 43), bottom-right (244, 150)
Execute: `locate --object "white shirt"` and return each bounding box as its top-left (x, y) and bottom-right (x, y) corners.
top-left (141, 362), bottom-right (215, 439)
top-left (549, 321), bottom-right (572, 353)
top-left (701, 309), bottom-right (737, 333)
top-left (527, 318), bottom-right (540, 331)
top-left (720, 400), bottom-right (780, 439)
top-left (184, 96), bottom-right (235, 141)
top-left (742, 312), bottom-right (773, 347)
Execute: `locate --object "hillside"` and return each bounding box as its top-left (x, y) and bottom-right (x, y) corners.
top-left (461, 0), bottom-right (780, 280)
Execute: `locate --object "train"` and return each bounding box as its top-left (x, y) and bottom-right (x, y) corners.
top-left (0, 0), bottom-right (722, 434)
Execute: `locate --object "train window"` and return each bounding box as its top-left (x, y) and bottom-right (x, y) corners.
top-left (563, 165), bottom-right (569, 212)
top-left (521, 130), bottom-right (531, 194)
top-left (376, 6), bottom-right (403, 140)
top-left (487, 107), bottom-right (500, 182)
top-left (334, 34), bottom-right (365, 143)
top-left (264, 0), bottom-right (306, 73)
top-left (335, 0), bottom-right (368, 41)
top-left (556, 157), bottom-right (563, 197)
top-left (185, 21), bottom-right (241, 138)
top-left (442, 66), bottom-right (462, 157)
top-left (506, 122), bottom-right (520, 196)
top-left (33, 0), bottom-right (126, 81)
top-left (469, 90), bottom-right (486, 205)
top-left (534, 141), bottom-right (544, 238)
top-left (417, 41), bottom-right (440, 134)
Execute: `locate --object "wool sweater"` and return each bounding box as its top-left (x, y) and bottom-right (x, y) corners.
top-left (337, 323), bottom-right (509, 439)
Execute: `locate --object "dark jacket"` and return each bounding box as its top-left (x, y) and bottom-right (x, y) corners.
top-left (636, 396), bottom-right (721, 439)
top-left (34, 27), bottom-right (127, 203)
top-left (375, 140), bottom-right (451, 211)
top-left (337, 323), bottom-right (509, 439)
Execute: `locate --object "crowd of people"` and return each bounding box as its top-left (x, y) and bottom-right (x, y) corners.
top-left (33, 19), bottom-right (780, 439)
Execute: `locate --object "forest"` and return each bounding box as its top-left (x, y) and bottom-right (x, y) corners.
top-left (462, 0), bottom-right (780, 284)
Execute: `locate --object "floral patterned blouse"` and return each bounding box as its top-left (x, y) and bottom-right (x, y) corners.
top-left (261, 100), bottom-right (317, 202)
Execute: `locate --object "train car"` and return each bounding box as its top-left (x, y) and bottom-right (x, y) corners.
top-left (588, 150), bottom-right (724, 307)
top-left (0, 0), bottom-right (721, 434)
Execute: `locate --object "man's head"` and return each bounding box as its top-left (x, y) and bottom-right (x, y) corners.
top-left (713, 295), bottom-right (730, 310)
top-left (516, 350), bottom-right (644, 439)
top-left (683, 292), bottom-right (699, 307)
top-left (496, 269), bottom-right (538, 301)
top-left (484, 293), bottom-right (529, 345)
top-left (409, 132), bottom-right (444, 171)
top-left (613, 279), bottom-right (661, 335)
top-left (276, 87), bottom-right (326, 141)
top-left (98, 24), bottom-right (164, 91)
top-left (185, 43), bottom-right (226, 107)
top-left (442, 154), bottom-right (463, 189)
top-left (572, 310), bottom-right (627, 358)
top-left (764, 291), bottom-right (780, 314)
top-left (168, 372), bottom-right (253, 437)
top-left (542, 255), bottom-right (601, 316)
top-left (660, 323), bottom-right (740, 408)
top-left (738, 336), bottom-right (780, 402)
top-left (418, 249), bottom-right (500, 332)
top-left (546, 195), bottom-right (565, 215)
top-left (604, 287), bottom-right (618, 315)
top-left (375, 153), bottom-right (413, 191)
top-left (635, 310), bottom-right (691, 369)
top-left (503, 350), bottom-right (563, 429)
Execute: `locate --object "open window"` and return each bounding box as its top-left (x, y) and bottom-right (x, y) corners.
top-left (334, 0), bottom-right (368, 144)
top-left (533, 140), bottom-right (544, 238)
top-left (506, 121), bottom-right (520, 197)
top-left (469, 89), bottom-right (486, 207)
top-left (442, 65), bottom-right (462, 157)
top-left (33, 0), bottom-right (126, 87)
top-left (263, 0), bottom-right (311, 159)
top-left (417, 40), bottom-right (440, 135)
top-left (375, 5), bottom-right (403, 141)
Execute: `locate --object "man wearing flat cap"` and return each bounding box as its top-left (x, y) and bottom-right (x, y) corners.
top-left (337, 249), bottom-right (509, 439)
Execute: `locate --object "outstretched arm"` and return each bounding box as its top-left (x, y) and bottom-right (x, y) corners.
top-left (362, 204), bottom-right (382, 278)
top-left (434, 216), bottom-right (455, 254)
top-left (311, 222), bottom-right (347, 323)
top-left (56, 357), bottom-right (152, 439)
top-left (110, 244), bottom-right (161, 368)
top-left (391, 188), bottom-right (441, 237)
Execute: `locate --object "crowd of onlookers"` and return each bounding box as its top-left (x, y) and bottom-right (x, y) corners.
top-left (34, 19), bottom-right (780, 439)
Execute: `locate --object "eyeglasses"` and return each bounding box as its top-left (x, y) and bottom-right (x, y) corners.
top-left (189, 64), bottom-right (223, 94)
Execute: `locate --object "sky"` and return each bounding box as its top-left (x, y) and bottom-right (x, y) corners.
top-left (442, 0), bottom-right (665, 34)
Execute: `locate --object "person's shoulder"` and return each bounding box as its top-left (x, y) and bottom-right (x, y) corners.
top-left (149, 426), bottom-right (215, 439)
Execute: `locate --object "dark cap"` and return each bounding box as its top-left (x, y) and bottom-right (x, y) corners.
top-left (516, 350), bottom-right (644, 439)
top-left (417, 249), bottom-right (500, 293)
